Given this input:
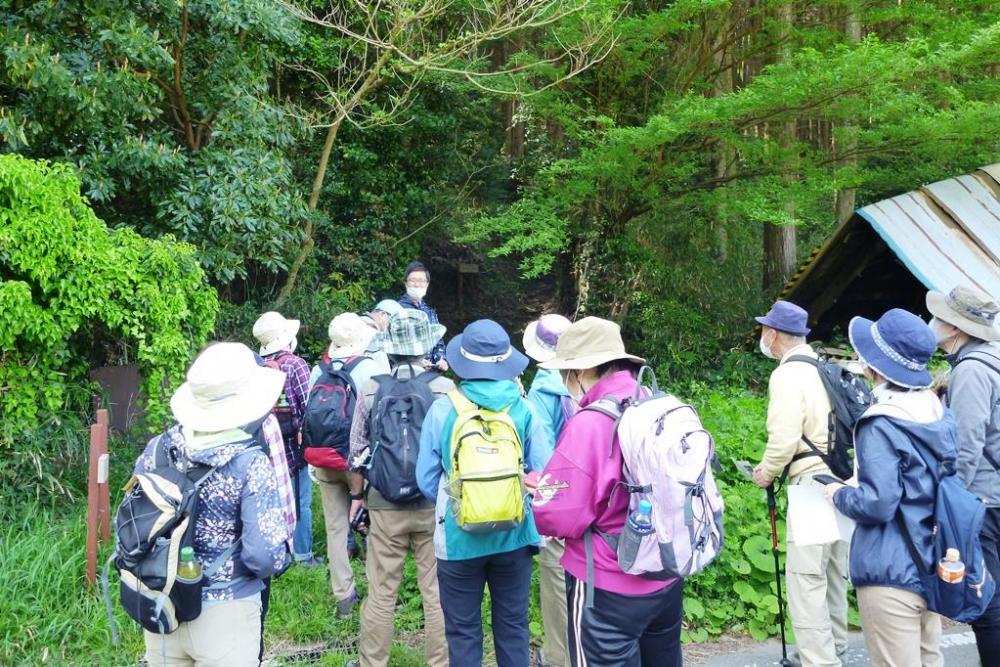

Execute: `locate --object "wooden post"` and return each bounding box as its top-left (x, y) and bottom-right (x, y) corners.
top-left (86, 409), bottom-right (111, 586)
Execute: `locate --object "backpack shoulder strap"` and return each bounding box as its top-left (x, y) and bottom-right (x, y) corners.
top-left (344, 356), bottom-right (369, 373)
top-left (583, 397), bottom-right (625, 421)
top-left (786, 354), bottom-right (819, 367)
top-left (955, 351), bottom-right (1000, 376)
top-left (448, 389), bottom-right (477, 414)
top-left (416, 370), bottom-right (440, 386)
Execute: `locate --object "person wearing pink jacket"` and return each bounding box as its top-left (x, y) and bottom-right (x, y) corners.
top-left (531, 317), bottom-right (683, 667)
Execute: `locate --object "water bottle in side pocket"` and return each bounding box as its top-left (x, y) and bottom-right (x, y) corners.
top-left (617, 499), bottom-right (655, 571)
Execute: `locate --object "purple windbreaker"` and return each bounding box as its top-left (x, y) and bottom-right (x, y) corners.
top-left (533, 370), bottom-right (674, 596)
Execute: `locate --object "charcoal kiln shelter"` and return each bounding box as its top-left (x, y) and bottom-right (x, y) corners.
top-left (781, 164), bottom-right (1000, 340)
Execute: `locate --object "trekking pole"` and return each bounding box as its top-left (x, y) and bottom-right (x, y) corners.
top-left (767, 484), bottom-right (794, 667)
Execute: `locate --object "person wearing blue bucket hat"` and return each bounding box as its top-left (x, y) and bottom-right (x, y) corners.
top-left (752, 299), bottom-right (850, 667)
top-left (415, 319), bottom-right (552, 667)
top-left (826, 309), bottom-right (953, 667)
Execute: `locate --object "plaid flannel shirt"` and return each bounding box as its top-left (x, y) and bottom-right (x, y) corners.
top-left (262, 414), bottom-right (297, 545)
top-left (398, 294), bottom-right (446, 364)
top-left (264, 351), bottom-right (312, 425)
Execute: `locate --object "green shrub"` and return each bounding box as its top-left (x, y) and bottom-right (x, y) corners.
top-left (0, 154), bottom-right (218, 427)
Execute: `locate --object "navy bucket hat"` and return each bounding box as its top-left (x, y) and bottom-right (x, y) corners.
top-left (849, 308), bottom-right (935, 389)
top-left (755, 300), bottom-right (811, 337)
top-left (446, 319), bottom-right (529, 381)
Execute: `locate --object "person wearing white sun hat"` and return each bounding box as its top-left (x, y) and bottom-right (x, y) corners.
top-left (307, 312), bottom-right (382, 618)
top-left (253, 311), bottom-right (317, 568)
top-left (523, 313), bottom-right (575, 667)
top-left (133, 342), bottom-right (291, 666)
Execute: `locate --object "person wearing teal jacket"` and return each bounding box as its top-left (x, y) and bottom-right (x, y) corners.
top-left (416, 319), bottom-right (552, 667)
top-left (523, 314), bottom-right (575, 667)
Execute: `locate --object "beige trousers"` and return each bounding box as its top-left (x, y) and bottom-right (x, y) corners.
top-left (314, 468), bottom-right (356, 601)
top-left (359, 508), bottom-right (448, 667)
top-left (538, 538), bottom-right (569, 667)
top-left (857, 586), bottom-right (943, 667)
top-left (786, 536), bottom-right (850, 666)
top-left (142, 599), bottom-right (261, 667)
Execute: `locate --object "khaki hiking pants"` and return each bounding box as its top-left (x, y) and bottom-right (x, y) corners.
top-left (359, 508), bottom-right (448, 667)
top-left (314, 468), bottom-right (355, 601)
top-left (539, 538), bottom-right (569, 667)
top-left (857, 586), bottom-right (943, 667)
top-left (786, 476), bottom-right (850, 667)
top-left (143, 598), bottom-right (261, 666)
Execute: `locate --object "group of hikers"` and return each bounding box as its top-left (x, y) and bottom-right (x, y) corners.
top-left (108, 259), bottom-right (1000, 667)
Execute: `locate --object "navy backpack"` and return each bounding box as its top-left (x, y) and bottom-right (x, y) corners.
top-left (896, 439), bottom-right (996, 623)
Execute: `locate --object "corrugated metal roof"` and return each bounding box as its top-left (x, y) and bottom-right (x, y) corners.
top-left (846, 164), bottom-right (1000, 296)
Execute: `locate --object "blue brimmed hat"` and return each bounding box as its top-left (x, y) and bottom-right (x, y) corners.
top-left (849, 309), bottom-right (935, 389)
top-left (446, 319), bottom-right (528, 380)
top-left (755, 300), bottom-right (811, 337)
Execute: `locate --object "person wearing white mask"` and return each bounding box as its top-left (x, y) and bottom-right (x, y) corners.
top-left (751, 300), bottom-right (850, 667)
top-left (398, 261), bottom-right (448, 371)
top-left (927, 285), bottom-right (1000, 665)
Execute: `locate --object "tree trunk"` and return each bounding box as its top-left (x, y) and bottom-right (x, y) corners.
top-left (712, 13), bottom-right (737, 262)
top-left (763, 2), bottom-right (798, 292)
top-left (834, 8), bottom-right (862, 224)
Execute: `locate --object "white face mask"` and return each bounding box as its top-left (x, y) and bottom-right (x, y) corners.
top-left (759, 335), bottom-right (777, 360)
top-left (929, 317), bottom-right (957, 351)
top-left (406, 286), bottom-right (427, 302)
top-left (289, 336), bottom-right (298, 353)
top-left (561, 370), bottom-right (586, 401)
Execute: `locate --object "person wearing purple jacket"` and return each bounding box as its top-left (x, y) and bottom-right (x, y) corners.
top-left (532, 317), bottom-right (683, 667)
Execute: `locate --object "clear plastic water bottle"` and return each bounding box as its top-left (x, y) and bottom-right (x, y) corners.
top-left (629, 500), bottom-right (655, 535)
top-left (618, 499), bottom-right (654, 571)
top-left (937, 548), bottom-right (965, 584)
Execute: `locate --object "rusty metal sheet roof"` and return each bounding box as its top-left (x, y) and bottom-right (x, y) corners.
top-left (854, 164), bottom-right (1000, 297)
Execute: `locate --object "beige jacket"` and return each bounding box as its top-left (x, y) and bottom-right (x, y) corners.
top-left (761, 344), bottom-right (833, 481)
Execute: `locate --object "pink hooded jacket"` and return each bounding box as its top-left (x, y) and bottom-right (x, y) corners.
top-left (533, 370), bottom-right (674, 595)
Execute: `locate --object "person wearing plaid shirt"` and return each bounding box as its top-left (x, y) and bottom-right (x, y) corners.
top-left (344, 309), bottom-right (452, 667)
top-left (254, 311), bottom-right (322, 568)
top-left (398, 261), bottom-right (448, 370)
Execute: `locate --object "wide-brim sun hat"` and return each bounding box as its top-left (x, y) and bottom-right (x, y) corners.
top-left (253, 311), bottom-right (301, 356)
top-left (523, 314), bottom-right (573, 363)
top-left (446, 319), bottom-right (529, 380)
top-left (328, 312), bottom-right (377, 358)
top-left (171, 342), bottom-right (286, 432)
top-left (383, 309), bottom-right (446, 357)
top-left (849, 308), bottom-right (935, 389)
top-left (927, 286), bottom-right (1000, 342)
top-left (539, 316), bottom-right (645, 370)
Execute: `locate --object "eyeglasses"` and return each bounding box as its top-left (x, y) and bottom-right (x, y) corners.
top-left (406, 278), bottom-right (429, 286)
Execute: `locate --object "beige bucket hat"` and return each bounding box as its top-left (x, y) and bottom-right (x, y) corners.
top-left (328, 312), bottom-right (377, 358)
top-left (927, 285), bottom-right (1000, 342)
top-left (170, 342), bottom-right (286, 432)
top-left (253, 311), bottom-right (301, 356)
top-left (539, 316), bottom-right (645, 370)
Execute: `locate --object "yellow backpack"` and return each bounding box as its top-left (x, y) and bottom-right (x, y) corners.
top-left (447, 390), bottom-right (525, 532)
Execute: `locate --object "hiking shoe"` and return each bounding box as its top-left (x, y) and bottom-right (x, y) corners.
top-left (295, 555), bottom-right (325, 568)
top-left (337, 592), bottom-right (359, 618)
top-left (344, 661), bottom-right (360, 667)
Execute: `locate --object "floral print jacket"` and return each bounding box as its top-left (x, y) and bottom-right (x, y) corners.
top-left (133, 424), bottom-right (290, 601)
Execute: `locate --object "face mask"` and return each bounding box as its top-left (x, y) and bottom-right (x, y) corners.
top-left (406, 286), bottom-right (427, 302)
top-left (289, 336), bottom-right (298, 353)
top-left (929, 317), bottom-right (956, 349)
top-left (759, 335), bottom-right (777, 360)
top-left (561, 370), bottom-right (586, 401)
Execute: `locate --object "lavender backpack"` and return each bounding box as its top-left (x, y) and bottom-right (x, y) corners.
top-left (583, 367), bottom-right (725, 606)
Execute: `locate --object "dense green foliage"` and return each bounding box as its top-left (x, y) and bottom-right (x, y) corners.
top-left (0, 154), bottom-right (217, 426)
top-left (3, 0), bottom-right (1000, 652)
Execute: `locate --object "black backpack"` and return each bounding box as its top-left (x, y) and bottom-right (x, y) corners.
top-left (363, 367), bottom-right (439, 503)
top-left (302, 357), bottom-right (366, 470)
top-left (102, 427), bottom-right (262, 642)
top-left (787, 355), bottom-right (872, 480)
